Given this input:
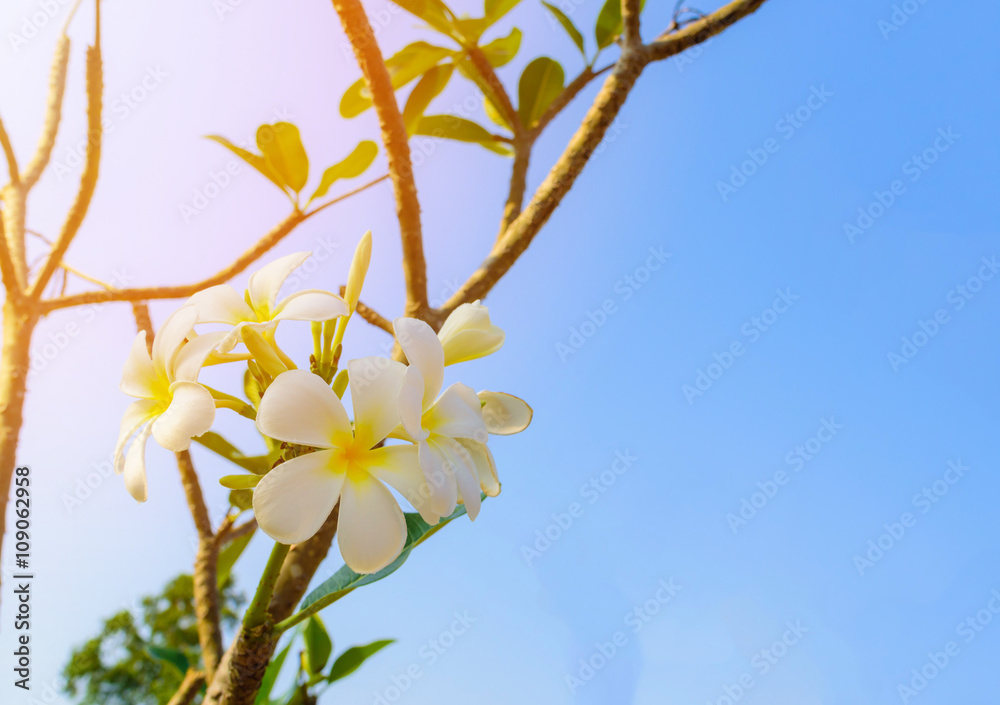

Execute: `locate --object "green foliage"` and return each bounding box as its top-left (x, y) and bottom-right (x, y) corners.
top-left (257, 123), bottom-right (309, 194)
top-left (481, 26), bottom-right (522, 67)
top-left (518, 57), bottom-right (565, 128)
top-left (194, 431), bottom-right (271, 474)
top-left (340, 42), bottom-right (453, 118)
top-left (327, 639), bottom-right (395, 683)
top-left (299, 504), bottom-right (472, 614)
top-left (309, 141), bottom-right (379, 202)
top-left (415, 115), bottom-right (512, 155)
top-left (303, 616), bottom-right (334, 675)
top-left (542, 1), bottom-right (586, 58)
top-left (62, 575), bottom-right (245, 705)
top-left (594, 0), bottom-right (646, 50)
top-left (403, 65), bottom-right (455, 135)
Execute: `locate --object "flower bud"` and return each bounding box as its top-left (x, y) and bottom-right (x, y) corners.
top-left (437, 301), bottom-right (504, 365)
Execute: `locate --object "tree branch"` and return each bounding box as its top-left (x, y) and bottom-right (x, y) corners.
top-left (0, 116), bottom-right (18, 187)
top-left (29, 4), bottom-right (103, 300)
top-left (646, 0), bottom-right (768, 60)
top-left (330, 0), bottom-right (429, 320)
top-left (39, 175), bottom-right (388, 313)
top-left (166, 670), bottom-right (206, 705)
top-left (0, 205), bottom-right (22, 297)
top-left (21, 34), bottom-right (71, 189)
top-left (622, 0), bottom-right (643, 47)
top-left (465, 46), bottom-right (521, 135)
top-left (440, 0), bottom-right (769, 315)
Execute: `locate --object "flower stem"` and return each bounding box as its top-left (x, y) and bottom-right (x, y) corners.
top-left (243, 541), bottom-right (290, 629)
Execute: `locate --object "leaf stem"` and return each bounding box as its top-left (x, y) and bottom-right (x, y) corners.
top-left (244, 541), bottom-right (290, 629)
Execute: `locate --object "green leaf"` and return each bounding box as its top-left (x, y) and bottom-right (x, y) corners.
top-left (327, 640), bottom-right (395, 683)
top-left (206, 134), bottom-right (286, 192)
top-left (594, 0), bottom-right (621, 49)
top-left (483, 96), bottom-right (510, 130)
top-left (257, 123), bottom-right (309, 194)
top-left (542, 1), bottom-right (585, 57)
top-left (517, 57), bottom-right (565, 127)
top-left (216, 528), bottom-right (255, 588)
top-left (229, 489), bottom-right (254, 513)
top-left (303, 616), bottom-right (333, 675)
top-left (219, 474), bottom-right (262, 490)
top-left (391, 0), bottom-right (457, 35)
top-left (300, 504), bottom-right (471, 612)
top-left (595, 0), bottom-right (644, 50)
top-left (402, 64), bottom-right (455, 135)
top-left (194, 432), bottom-right (270, 474)
top-left (147, 645), bottom-right (189, 675)
top-left (341, 42), bottom-right (453, 118)
top-left (254, 642), bottom-right (292, 705)
top-left (244, 369), bottom-right (261, 407)
top-left (309, 141), bottom-right (379, 202)
top-left (414, 115), bottom-right (512, 155)
top-left (485, 0), bottom-right (522, 22)
top-left (481, 26), bottom-right (522, 67)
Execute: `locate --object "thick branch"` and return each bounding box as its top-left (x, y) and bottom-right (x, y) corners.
top-left (204, 505), bottom-right (341, 704)
top-left (646, 0), bottom-right (767, 60)
top-left (166, 670), bottom-right (206, 705)
top-left (330, 0), bottom-right (429, 319)
top-left (441, 0), bottom-right (769, 314)
top-left (0, 205), bottom-right (22, 296)
top-left (29, 10), bottom-right (103, 299)
top-left (622, 0), bottom-right (643, 47)
top-left (21, 35), bottom-right (71, 189)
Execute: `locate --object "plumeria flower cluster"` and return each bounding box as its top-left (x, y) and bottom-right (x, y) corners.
top-left (115, 233), bottom-right (531, 574)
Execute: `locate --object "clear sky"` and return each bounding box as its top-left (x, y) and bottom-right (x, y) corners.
top-left (2, 0), bottom-right (999, 703)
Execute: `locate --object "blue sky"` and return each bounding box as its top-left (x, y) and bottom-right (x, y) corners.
top-left (2, 0), bottom-right (999, 703)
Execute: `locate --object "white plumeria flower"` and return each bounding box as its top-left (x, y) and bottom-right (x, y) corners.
top-left (116, 307), bottom-right (221, 503)
top-left (188, 252), bottom-right (348, 352)
top-left (436, 301), bottom-right (504, 365)
top-left (252, 365), bottom-right (432, 574)
top-left (393, 317), bottom-right (529, 521)
top-left (451, 390), bottom-right (534, 499)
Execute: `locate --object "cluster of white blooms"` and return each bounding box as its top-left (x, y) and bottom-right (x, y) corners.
top-left (115, 233), bottom-right (531, 573)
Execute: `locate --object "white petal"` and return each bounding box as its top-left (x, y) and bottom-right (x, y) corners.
top-left (397, 365), bottom-right (427, 442)
top-left (273, 289), bottom-right (349, 322)
top-left (115, 399), bottom-right (160, 474)
top-left (256, 369), bottom-right (350, 448)
top-left (253, 450), bottom-right (345, 545)
top-left (478, 391), bottom-right (533, 435)
top-left (438, 437), bottom-right (482, 520)
top-left (120, 331), bottom-right (159, 399)
top-left (366, 444), bottom-right (439, 524)
top-left (424, 383), bottom-right (487, 441)
top-left (151, 382), bottom-right (216, 452)
top-left (123, 422), bottom-right (153, 502)
top-left (152, 306), bottom-right (199, 374)
top-left (247, 252), bottom-right (310, 313)
top-left (337, 473), bottom-right (407, 574)
top-left (187, 285), bottom-right (255, 325)
top-left (393, 317), bottom-right (444, 407)
top-left (438, 302), bottom-right (504, 365)
top-left (172, 332), bottom-right (229, 382)
top-left (419, 439), bottom-right (458, 517)
top-left (346, 357), bottom-right (406, 449)
top-left (456, 438), bottom-right (500, 497)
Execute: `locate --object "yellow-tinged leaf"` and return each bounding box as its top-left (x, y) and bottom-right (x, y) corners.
top-left (310, 141), bottom-right (379, 202)
top-left (517, 57), bottom-right (565, 127)
top-left (220, 474), bottom-right (262, 490)
top-left (257, 122), bottom-right (309, 193)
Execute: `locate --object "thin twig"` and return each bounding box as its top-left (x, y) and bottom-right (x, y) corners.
top-left (166, 670), bottom-right (206, 705)
top-left (0, 116), bottom-right (19, 187)
top-left (21, 35), bottom-right (71, 189)
top-left (40, 173), bottom-right (389, 312)
top-left (29, 2), bottom-right (103, 299)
